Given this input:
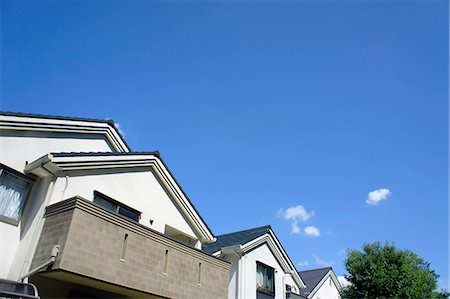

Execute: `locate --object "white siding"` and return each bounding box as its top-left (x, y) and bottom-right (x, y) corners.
top-left (0, 134), bottom-right (114, 172)
top-left (311, 276), bottom-right (341, 299)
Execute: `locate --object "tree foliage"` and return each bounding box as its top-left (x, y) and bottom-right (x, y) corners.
top-left (340, 242), bottom-right (446, 299)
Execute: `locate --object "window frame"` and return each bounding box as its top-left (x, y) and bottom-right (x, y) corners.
top-left (256, 261), bottom-right (275, 296)
top-left (93, 191), bottom-right (141, 222)
top-left (0, 164), bottom-right (35, 225)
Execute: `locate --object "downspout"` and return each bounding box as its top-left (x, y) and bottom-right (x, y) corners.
top-left (20, 245), bottom-right (60, 282)
top-left (20, 161), bottom-right (59, 283)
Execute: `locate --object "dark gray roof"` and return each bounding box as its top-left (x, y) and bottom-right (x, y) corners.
top-left (0, 111), bottom-right (131, 151)
top-left (202, 225), bottom-right (271, 254)
top-left (298, 267), bottom-right (332, 297)
top-left (51, 151), bottom-right (160, 158)
top-left (0, 111), bottom-right (114, 124)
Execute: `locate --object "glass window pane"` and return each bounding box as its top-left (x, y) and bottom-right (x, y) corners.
top-left (118, 206), bottom-right (139, 222)
top-left (0, 171), bottom-right (30, 221)
top-left (93, 196), bottom-right (117, 212)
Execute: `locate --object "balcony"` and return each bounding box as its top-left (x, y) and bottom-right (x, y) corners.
top-left (30, 196), bottom-right (230, 299)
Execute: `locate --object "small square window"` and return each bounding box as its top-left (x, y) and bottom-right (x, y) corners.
top-left (0, 164), bottom-right (33, 223)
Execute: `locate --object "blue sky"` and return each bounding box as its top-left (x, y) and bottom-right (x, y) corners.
top-left (2, 0), bottom-right (448, 290)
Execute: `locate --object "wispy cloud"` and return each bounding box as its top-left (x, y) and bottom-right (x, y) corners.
top-left (304, 226), bottom-right (320, 237)
top-left (291, 221), bottom-right (301, 234)
top-left (278, 205), bottom-right (315, 234)
top-left (366, 188), bottom-right (391, 205)
top-left (298, 260), bottom-right (309, 267)
top-left (337, 276), bottom-right (351, 288)
top-left (337, 249), bottom-right (346, 256)
top-left (313, 254), bottom-right (333, 267)
top-left (114, 122), bottom-right (126, 136)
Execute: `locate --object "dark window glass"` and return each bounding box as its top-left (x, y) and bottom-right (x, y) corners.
top-left (256, 262), bottom-right (275, 295)
top-left (118, 206), bottom-right (139, 222)
top-left (93, 196), bottom-right (117, 213)
top-left (93, 192), bottom-right (140, 222)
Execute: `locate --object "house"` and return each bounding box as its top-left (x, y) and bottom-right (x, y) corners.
top-left (0, 112), bottom-right (230, 298)
top-left (203, 225), bottom-right (305, 299)
top-left (298, 267), bottom-right (342, 299)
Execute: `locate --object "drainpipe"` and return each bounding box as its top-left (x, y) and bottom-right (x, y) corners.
top-left (20, 245), bottom-right (60, 281)
top-left (20, 161), bottom-right (59, 282)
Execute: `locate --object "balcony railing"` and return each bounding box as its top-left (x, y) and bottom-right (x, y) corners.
top-left (31, 196), bottom-right (230, 299)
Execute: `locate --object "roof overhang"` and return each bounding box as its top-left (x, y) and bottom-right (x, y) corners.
top-left (25, 152), bottom-right (215, 244)
top-left (0, 113), bottom-right (130, 152)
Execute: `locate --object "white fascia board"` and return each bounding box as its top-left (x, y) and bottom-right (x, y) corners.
top-left (308, 269), bottom-right (342, 299)
top-left (241, 233), bottom-right (306, 289)
top-left (26, 153), bottom-right (215, 244)
top-left (0, 114), bottom-right (129, 152)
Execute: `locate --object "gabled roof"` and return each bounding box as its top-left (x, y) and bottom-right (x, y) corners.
top-left (0, 111), bottom-right (130, 152)
top-left (298, 267), bottom-right (341, 298)
top-left (202, 225), bottom-right (271, 254)
top-left (203, 225), bottom-right (306, 289)
top-left (25, 151), bottom-right (215, 244)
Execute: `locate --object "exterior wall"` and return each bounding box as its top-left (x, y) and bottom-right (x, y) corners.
top-left (31, 198), bottom-right (230, 299)
top-left (0, 133), bottom-right (114, 172)
top-left (237, 244), bottom-right (298, 299)
top-left (221, 254), bottom-right (240, 299)
top-left (48, 169), bottom-right (198, 241)
top-left (1, 176), bottom-right (53, 279)
top-left (311, 276), bottom-right (341, 299)
top-left (0, 222), bottom-right (19, 277)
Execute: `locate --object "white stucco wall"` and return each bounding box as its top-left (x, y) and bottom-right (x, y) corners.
top-left (0, 134), bottom-right (114, 172)
top-left (311, 276), bottom-right (341, 299)
top-left (234, 243), bottom-right (298, 299)
top-left (0, 222), bottom-right (19, 278)
top-left (48, 169), bottom-right (198, 241)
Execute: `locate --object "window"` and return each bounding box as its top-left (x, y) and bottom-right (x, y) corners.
top-left (0, 164), bottom-right (33, 223)
top-left (93, 191), bottom-right (140, 222)
top-left (256, 262), bottom-right (275, 296)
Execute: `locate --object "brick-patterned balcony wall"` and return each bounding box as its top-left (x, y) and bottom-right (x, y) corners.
top-left (31, 197), bottom-right (230, 299)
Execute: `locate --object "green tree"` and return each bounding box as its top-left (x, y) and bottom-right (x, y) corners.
top-left (340, 242), bottom-right (447, 299)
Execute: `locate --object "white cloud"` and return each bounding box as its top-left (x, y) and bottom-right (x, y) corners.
top-left (291, 220), bottom-right (301, 234)
top-left (304, 226), bottom-right (320, 237)
top-left (313, 254), bottom-right (333, 267)
top-left (278, 205), bottom-right (315, 234)
top-left (337, 276), bottom-right (351, 288)
top-left (282, 205), bottom-right (314, 221)
top-left (298, 261), bottom-right (309, 267)
top-left (366, 188), bottom-right (391, 205)
top-left (337, 249), bottom-right (346, 256)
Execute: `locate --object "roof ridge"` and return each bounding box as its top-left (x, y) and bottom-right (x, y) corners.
top-left (0, 111), bottom-right (113, 124)
top-left (214, 224), bottom-right (272, 237)
top-left (50, 151), bottom-right (161, 157)
top-left (0, 111), bottom-right (132, 151)
top-left (298, 266), bottom-right (332, 273)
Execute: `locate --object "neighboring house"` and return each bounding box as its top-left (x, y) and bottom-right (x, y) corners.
top-left (0, 112), bottom-right (230, 298)
top-left (203, 225), bottom-right (305, 299)
top-left (298, 267), bottom-right (342, 299)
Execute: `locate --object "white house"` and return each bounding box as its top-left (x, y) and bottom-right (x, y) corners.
top-left (203, 225), bottom-right (305, 299)
top-left (298, 267), bottom-right (342, 299)
top-left (0, 112), bottom-right (230, 298)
